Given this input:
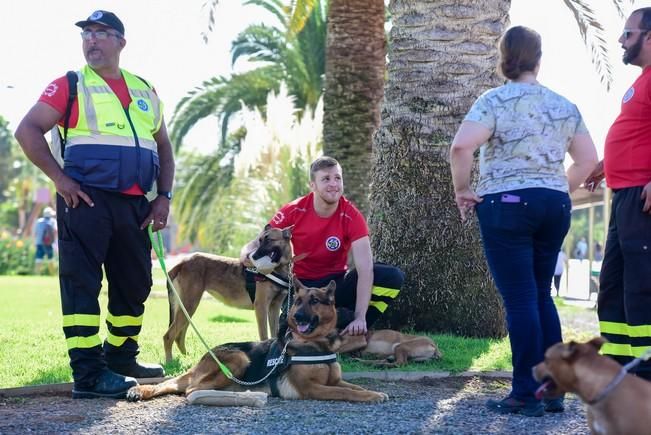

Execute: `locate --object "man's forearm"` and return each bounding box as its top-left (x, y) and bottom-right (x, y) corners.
top-left (157, 156), bottom-right (175, 192)
top-left (354, 270), bottom-right (373, 319)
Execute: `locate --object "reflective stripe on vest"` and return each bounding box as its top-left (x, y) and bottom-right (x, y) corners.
top-left (59, 65), bottom-right (163, 192)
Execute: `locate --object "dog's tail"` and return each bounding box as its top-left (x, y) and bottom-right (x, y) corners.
top-left (167, 262), bottom-right (181, 326)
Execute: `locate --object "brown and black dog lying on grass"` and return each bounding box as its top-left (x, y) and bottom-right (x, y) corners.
top-left (128, 278), bottom-right (388, 403)
top-left (163, 225), bottom-right (297, 363)
top-left (533, 337), bottom-right (651, 435)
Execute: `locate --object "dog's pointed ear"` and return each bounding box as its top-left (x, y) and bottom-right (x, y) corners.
top-left (292, 276), bottom-right (304, 290)
top-left (588, 336), bottom-right (607, 350)
top-left (264, 224), bottom-right (272, 231)
top-left (325, 280), bottom-right (336, 298)
top-left (282, 225), bottom-right (294, 240)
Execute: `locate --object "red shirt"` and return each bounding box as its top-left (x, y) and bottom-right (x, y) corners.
top-left (604, 67), bottom-right (651, 188)
top-left (269, 193), bottom-right (369, 280)
top-left (38, 74), bottom-right (144, 195)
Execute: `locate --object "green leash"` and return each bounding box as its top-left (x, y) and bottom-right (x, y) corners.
top-left (148, 225), bottom-right (235, 380)
top-left (148, 225), bottom-right (289, 386)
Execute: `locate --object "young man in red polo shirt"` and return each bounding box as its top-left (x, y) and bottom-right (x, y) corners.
top-left (586, 7), bottom-right (651, 381)
top-left (240, 156), bottom-right (404, 336)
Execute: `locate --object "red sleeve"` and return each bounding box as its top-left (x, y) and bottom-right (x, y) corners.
top-left (268, 203), bottom-right (296, 229)
top-left (38, 76), bottom-right (69, 115)
top-left (346, 203), bottom-right (369, 242)
top-left (37, 76), bottom-right (79, 126)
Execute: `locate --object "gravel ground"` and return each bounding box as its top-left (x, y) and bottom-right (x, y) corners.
top-left (0, 301), bottom-right (598, 434)
top-left (0, 377), bottom-right (590, 434)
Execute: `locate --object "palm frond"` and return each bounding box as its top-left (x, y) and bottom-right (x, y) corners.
top-left (287, 0), bottom-right (317, 37)
top-left (610, 0), bottom-right (636, 19)
top-left (201, 0), bottom-right (221, 43)
top-left (563, 0), bottom-right (613, 91)
top-left (231, 24), bottom-right (286, 66)
top-left (243, 0), bottom-right (288, 27)
top-left (170, 66), bottom-right (284, 148)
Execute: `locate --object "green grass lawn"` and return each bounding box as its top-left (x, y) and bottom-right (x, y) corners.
top-left (0, 272), bottom-right (519, 388)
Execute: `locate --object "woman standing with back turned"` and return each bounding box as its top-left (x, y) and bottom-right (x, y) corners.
top-left (450, 26), bottom-right (598, 416)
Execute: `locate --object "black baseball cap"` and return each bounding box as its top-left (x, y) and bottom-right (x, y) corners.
top-left (75, 10), bottom-right (125, 36)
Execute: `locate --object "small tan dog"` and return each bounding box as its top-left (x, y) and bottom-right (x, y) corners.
top-left (533, 337), bottom-right (651, 435)
top-left (163, 225), bottom-right (296, 363)
top-left (338, 330), bottom-right (441, 367)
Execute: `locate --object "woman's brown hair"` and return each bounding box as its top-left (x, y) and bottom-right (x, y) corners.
top-left (498, 26), bottom-right (542, 80)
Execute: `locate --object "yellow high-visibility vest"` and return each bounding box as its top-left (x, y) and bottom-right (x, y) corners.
top-left (59, 65), bottom-right (163, 192)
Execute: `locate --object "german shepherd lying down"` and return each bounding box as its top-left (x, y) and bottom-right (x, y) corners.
top-left (127, 278), bottom-right (388, 403)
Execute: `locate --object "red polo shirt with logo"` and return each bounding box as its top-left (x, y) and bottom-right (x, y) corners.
top-left (269, 192), bottom-right (369, 280)
top-left (604, 67), bottom-right (651, 188)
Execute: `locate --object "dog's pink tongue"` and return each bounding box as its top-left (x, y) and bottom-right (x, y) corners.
top-left (297, 323), bottom-right (309, 333)
top-left (535, 381), bottom-right (551, 400)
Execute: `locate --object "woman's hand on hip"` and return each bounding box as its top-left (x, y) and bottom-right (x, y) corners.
top-left (454, 189), bottom-right (482, 221)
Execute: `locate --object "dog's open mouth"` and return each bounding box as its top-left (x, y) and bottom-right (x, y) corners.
top-left (268, 248), bottom-right (280, 263)
top-left (535, 377), bottom-right (557, 400)
top-left (294, 317), bottom-right (318, 335)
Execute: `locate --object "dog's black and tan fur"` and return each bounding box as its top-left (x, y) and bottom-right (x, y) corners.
top-left (128, 278), bottom-right (388, 403)
top-left (163, 225), bottom-right (294, 363)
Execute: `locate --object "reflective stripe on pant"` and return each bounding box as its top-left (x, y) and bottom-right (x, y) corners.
top-left (598, 187), bottom-right (651, 378)
top-left (57, 188), bottom-right (152, 387)
top-left (301, 263), bottom-right (405, 328)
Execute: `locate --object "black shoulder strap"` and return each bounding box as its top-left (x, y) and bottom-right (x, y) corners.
top-left (61, 71), bottom-right (78, 158)
top-left (135, 74), bottom-right (151, 88)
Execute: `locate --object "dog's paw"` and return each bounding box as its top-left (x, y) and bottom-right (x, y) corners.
top-left (371, 391), bottom-right (389, 403)
top-left (125, 386), bottom-right (142, 402)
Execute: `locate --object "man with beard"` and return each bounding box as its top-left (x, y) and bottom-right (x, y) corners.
top-left (240, 156), bottom-right (404, 336)
top-left (586, 7), bottom-right (651, 381)
top-left (15, 11), bottom-right (175, 398)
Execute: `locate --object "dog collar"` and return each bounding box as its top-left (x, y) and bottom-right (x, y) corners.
top-left (586, 348), bottom-right (651, 405)
top-left (586, 367), bottom-right (627, 405)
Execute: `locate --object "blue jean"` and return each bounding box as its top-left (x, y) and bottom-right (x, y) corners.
top-left (476, 188), bottom-right (571, 401)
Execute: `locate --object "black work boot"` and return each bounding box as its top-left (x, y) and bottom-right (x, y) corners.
top-left (72, 368), bottom-right (138, 399)
top-left (108, 360), bottom-right (165, 379)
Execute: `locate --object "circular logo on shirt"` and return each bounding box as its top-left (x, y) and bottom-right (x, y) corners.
top-left (325, 236), bottom-right (341, 251)
top-left (137, 99), bottom-right (149, 111)
top-left (272, 211), bottom-right (285, 225)
top-left (623, 86), bottom-right (635, 103)
top-left (43, 83), bottom-right (58, 97)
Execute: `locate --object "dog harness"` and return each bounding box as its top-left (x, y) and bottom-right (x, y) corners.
top-left (243, 268), bottom-right (290, 303)
top-left (260, 340), bottom-right (337, 397)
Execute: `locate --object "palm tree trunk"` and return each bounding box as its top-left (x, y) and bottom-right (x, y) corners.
top-left (369, 0), bottom-right (510, 337)
top-left (323, 0), bottom-right (386, 213)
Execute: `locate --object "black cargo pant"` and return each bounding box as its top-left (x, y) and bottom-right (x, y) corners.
top-left (282, 263), bottom-right (404, 329)
top-left (57, 187), bottom-right (152, 388)
top-left (598, 186), bottom-right (651, 380)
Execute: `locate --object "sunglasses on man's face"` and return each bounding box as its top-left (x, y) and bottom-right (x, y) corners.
top-left (622, 28), bottom-right (649, 40)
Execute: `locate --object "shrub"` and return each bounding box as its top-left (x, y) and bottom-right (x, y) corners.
top-left (0, 231), bottom-right (36, 275)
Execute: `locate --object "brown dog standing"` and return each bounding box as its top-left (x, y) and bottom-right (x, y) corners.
top-left (128, 278), bottom-right (388, 403)
top-left (533, 337), bottom-right (651, 435)
top-left (163, 225), bottom-right (295, 363)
